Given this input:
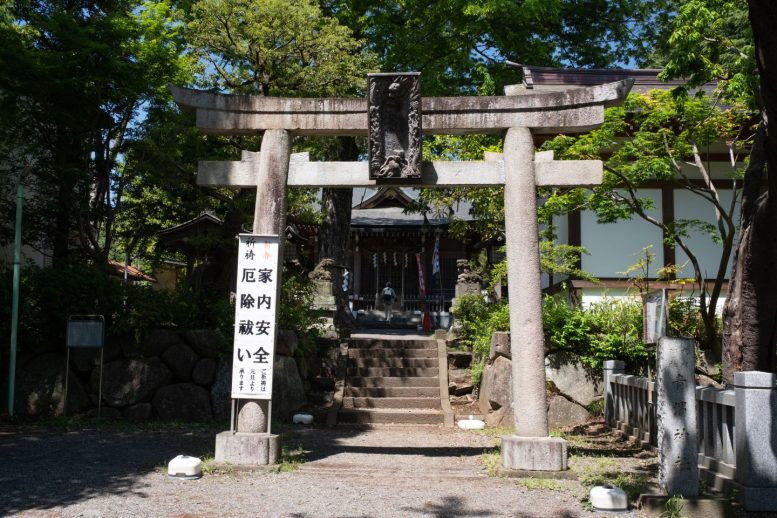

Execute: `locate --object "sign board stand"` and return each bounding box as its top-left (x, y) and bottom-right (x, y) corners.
top-left (214, 130), bottom-right (290, 466)
top-left (643, 289), bottom-right (669, 344)
top-left (64, 315), bottom-right (105, 417)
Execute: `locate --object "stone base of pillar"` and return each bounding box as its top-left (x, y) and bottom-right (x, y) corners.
top-left (501, 436), bottom-right (568, 471)
top-left (215, 431), bottom-right (280, 465)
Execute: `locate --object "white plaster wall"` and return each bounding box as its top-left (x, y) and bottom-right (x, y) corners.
top-left (581, 288), bottom-right (729, 315)
top-left (580, 189), bottom-right (664, 278)
top-left (673, 189), bottom-right (738, 280)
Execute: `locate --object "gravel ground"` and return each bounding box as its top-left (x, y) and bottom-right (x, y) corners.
top-left (0, 420), bottom-right (660, 518)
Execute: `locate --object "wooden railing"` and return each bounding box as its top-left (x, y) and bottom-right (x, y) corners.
top-left (350, 294), bottom-right (452, 313)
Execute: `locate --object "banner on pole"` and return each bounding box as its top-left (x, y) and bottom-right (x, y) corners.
top-left (231, 234), bottom-right (279, 399)
top-left (416, 252), bottom-right (426, 297)
top-left (431, 235), bottom-right (440, 279)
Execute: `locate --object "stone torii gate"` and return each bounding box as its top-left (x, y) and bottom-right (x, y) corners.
top-left (172, 75), bottom-right (632, 471)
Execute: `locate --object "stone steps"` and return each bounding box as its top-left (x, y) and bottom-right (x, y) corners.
top-left (340, 335), bottom-right (445, 425)
top-left (349, 338), bottom-right (437, 350)
top-left (349, 348), bottom-right (437, 359)
top-left (344, 386), bottom-right (439, 397)
top-left (338, 407), bottom-right (444, 425)
top-left (347, 367), bottom-right (440, 377)
top-left (348, 357), bottom-right (438, 368)
top-left (348, 376), bottom-right (439, 388)
top-left (342, 397), bottom-right (441, 409)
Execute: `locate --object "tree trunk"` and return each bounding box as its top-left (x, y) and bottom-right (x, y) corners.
top-left (199, 191), bottom-right (247, 298)
top-left (317, 137), bottom-right (358, 332)
top-left (51, 140), bottom-right (82, 267)
top-left (722, 0), bottom-right (777, 383)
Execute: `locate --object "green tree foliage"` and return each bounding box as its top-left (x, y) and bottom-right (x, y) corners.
top-left (0, 0), bottom-right (195, 265)
top-left (326, 0), bottom-right (673, 96)
top-left (540, 89), bottom-right (751, 350)
top-left (117, 0), bottom-right (373, 276)
top-left (655, 0), bottom-right (777, 380)
top-left (187, 0), bottom-right (374, 96)
top-left (658, 0), bottom-right (756, 106)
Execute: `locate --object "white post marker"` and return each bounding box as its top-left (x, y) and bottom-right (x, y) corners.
top-left (231, 234), bottom-right (280, 401)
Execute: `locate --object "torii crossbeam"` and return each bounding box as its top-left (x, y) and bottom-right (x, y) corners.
top-left (172, 77), bottom-right (633, 471)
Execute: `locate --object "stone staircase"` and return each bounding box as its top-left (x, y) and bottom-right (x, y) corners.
top-left (339, 336), bottom-right (446, 425)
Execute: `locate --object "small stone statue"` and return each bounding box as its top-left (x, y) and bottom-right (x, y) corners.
top-left (456, 259), bottom-right (482, 284)
top-left (309, 258), bottom-right (336, 281)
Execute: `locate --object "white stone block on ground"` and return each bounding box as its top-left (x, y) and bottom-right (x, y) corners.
top-left (589, 485), bottom-right (628, 510)
top-left (457, 418), bottom-right (485, 430)
top-left (293, 413), bottom-right (313, 425)
top-left (167, 455), bottom-right (202, 479)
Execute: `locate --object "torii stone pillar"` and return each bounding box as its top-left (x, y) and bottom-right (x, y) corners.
top-left (500, 126), bottom-right (565, 471)
top-left (236, 129), bottom-right (291, 434)
top-left (213, 130), bottom-right (289, 466)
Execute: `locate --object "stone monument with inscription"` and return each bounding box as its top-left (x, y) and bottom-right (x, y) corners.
top-left (656, 336), bottom-right (699, 496)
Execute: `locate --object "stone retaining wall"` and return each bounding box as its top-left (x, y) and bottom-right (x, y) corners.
top-left (10, 328), bottom-right (312, 421)
top-left (476, 331), bottom-right (600, 428)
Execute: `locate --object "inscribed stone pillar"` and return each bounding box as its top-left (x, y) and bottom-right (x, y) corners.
top-left (656, 337), bottom-right (699, 496)
top-left (733, 371), bottom-right (777, 511)
top-left (237, 129), bottom-right (291, 434)
top-left (603, 360), bottom-right (625, 427)
top-left (500, 127), bottom-right (567, 472)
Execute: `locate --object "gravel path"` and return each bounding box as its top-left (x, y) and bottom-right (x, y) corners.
top-left (0, 421), bottom-right (654, 518)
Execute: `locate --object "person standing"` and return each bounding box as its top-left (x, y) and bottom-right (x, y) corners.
top-left (382, 281), bottom-right (396, 323)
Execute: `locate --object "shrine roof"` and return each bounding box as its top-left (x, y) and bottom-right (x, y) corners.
top-left (514, 65), bottom-right (716, 96)
top-left (107, 259), bottom-right (156, 283)
top-left (351, 187), bottom-right (473, 227)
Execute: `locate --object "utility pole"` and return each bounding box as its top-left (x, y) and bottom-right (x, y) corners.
top-left (8, 167), bottom-right (24, 417)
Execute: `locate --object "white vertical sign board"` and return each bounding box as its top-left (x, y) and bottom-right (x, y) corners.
top-left (642, 289), bottom-right (668, 344)
top-left (231, 234), bottom-right (280, 399)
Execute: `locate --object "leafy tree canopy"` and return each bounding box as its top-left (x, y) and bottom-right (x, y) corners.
top-left (187, 0), bottom-right (376, 96)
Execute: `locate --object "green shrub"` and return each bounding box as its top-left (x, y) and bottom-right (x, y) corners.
top-left (0, 262), bottom-right (125, 351)
top-left (544, 294), bottom-right (651, 373)
top-left (451, 293), bottom-right (509, 363)
top-left (277, 267), bottom-right (324, 355)
top-left (668, 296), bottom-right (718, 344)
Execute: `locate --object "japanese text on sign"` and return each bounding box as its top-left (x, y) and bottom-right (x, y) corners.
top-left (231, 234), bottom-right (279, 399)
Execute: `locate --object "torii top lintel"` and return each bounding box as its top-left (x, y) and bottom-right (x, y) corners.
top-left (170, 79), bottom-right (633, 137)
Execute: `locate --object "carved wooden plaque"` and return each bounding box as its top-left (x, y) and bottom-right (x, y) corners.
top-left (368, 72), bottom-right (421, 180)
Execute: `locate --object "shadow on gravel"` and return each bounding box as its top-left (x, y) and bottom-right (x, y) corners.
top-left (283, 427), bottom-right (491, 463)
top-left (401, 496), bottom-right (502, 517)
top-left (0, 423), bottom-right (218, 516)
